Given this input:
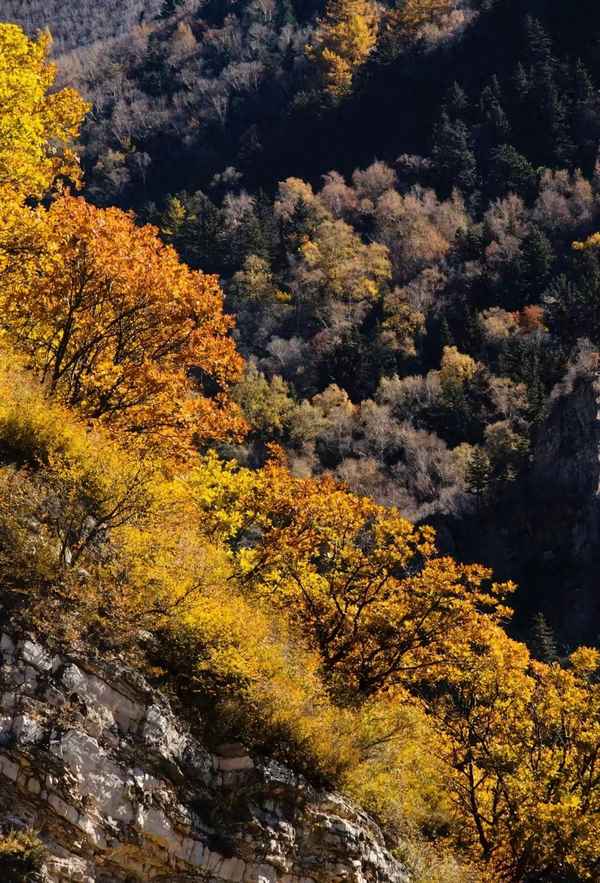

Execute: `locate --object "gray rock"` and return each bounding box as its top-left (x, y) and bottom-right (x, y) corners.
top-left (0, 632), bottom-right (410, 883)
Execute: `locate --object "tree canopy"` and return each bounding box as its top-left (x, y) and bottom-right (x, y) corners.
top-left (0, 194), bottom-right (246, 460)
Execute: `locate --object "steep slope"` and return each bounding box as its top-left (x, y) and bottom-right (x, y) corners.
top-left (0, 630), bottom-right (408, 883)
top-left (441, 353), bottom-right (600, 645)
top-left (0, 346), bottom-right (471, 882)
top-left (529, 356), bottom-right (600, 639)
top-left (2, 18), bottom-right (600, 883)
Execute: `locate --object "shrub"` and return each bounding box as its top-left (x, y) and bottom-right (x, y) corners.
top-left (0, 829), bottom-right (47, 883)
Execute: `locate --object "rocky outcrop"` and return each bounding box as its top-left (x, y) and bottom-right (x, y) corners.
top-left (442, 362), bottom-right (600, 645)
top-left (534, 371), bottom-right (600, 558)
top-left (0, 631), bottom-right (409, 883)
top-left (528, 370), bottom-right (600, 639)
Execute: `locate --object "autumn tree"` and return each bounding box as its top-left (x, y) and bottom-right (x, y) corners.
top-left (291, 217), bottom-right (391, 332)
top-left (189, 457), bottom-right (513, 698)
top-left (429, 626), bottom-right (600, 881)
top-left (231, 364), bottom-right (295, 439)
top-left (0, 24), bottom-right (88, 285)
top-left (573, 231), bottom-right (600, 251)
top-left (374, 186), bottom-right (467, 282)
top-left (385, 0), bottom-right (456, 40)
top-left (0, 24), bottom-right (88, 201)
top-left (380, 287), bottom-right (425, 358)
top-left (438, 345), bottom-right (477, 412)
top-left (307, 0), bottom-right (379, 99)
top-left (0, 195), bottom-right (246, 460)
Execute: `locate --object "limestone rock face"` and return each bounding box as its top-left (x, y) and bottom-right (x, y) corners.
top-left (0, 632), bottom-right (409, 883)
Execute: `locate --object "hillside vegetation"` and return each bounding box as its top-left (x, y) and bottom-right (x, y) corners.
top-left (8, 0), bottom-right (600, 646)
top-left (0, 0), bottom-right (162, 52)
top-left (39, 0), bottom-right (600, 648)
top-left (0, 20), bottom-right (600, 883)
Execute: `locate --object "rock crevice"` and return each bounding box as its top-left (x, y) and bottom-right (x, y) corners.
top-left (0, 632), bottom-right (408, 883)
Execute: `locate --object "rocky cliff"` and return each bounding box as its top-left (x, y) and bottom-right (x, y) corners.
top-left (0, 630), bottom-right (409, 883)
top-left (534, 370), bottom-right (600, 556)
top-left (529, 366), bottom-right (600, 640)
top-left (443, 359), bottom-right (600, 645)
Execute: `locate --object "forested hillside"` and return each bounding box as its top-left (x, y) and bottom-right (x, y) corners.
top-left (8, 0), bottom-right (596, 647)
top-left (0, 0), bottom-right (162, 52)
top-left (1, 4), bottom-right (600, 881)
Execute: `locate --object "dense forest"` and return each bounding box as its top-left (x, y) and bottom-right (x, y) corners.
top-left (0, 1), bottom-right (600, 881)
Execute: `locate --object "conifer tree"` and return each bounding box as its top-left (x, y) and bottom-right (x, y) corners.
top-left (431, 112), bottom-right (478, 195)
top-left (531, 612), bottom-right (558, 663)
top-left (160, 0), bottom-right (183, 19)
top-left (487, 145), bottom-right (537, 202)
top-left (517, 226), bottom-right (554, 301)
top-left (466, 447), bottom-right (491, 504)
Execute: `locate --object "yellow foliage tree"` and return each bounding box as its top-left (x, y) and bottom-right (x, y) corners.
top-left (0, 195), bottom-right (246, 460)
top-left (429, 621), bottom-right (600, 881)
top-left (188, 457), bottom-right (514, 697)
top-left (1, 345), bottom-right (599, 883)
top-left (294, 217), bottom-right (391, 327)
top-left (1, 24), bottom-right (599, 883)
top-left (0, 24), bottom-right (88, 286)
top-left (381, 288), bottom-right (426, 358)
top-left (438, 345), bottom-right (478, 409)
top-left (440, 345), bottom-right (477, 388)
top-left (307, 0), bottom-right (379, 98)
top-left (573, 231), bottom-right (600, 250)
top-left (0, 24), bottom-right (88, 201)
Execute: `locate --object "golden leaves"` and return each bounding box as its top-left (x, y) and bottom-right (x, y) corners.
top-left (306, 0), bottom-right (379, 98)
top-left (0, 24), bottom-right (88, 201)
top-left (572, 231), bottom-right (600, 250)
top-left (0, 25), bottom-right (598, 881)
top-left (188, 456), bottom-right (514, 697)
top-left (0, 195), bottom-right (246, 462)
top-left (384, 0), bottom-right (457, 43)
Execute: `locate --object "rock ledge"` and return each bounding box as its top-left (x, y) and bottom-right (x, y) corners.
top-left (0, 632), bottom-right (409, 883)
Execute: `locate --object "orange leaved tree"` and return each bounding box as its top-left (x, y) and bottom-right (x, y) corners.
top-left (0, 195), bottom-right (246, 460)
top-left (188, 457), bottom-right (514, 697)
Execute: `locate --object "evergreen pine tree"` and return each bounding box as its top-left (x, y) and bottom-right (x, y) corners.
top-left (524, 16), bottom-right (554, 70)
top-left (488, 145), bottom-right (537, 202)
top-left (520, 226), bottom-right (554, 291)
top-left (466, 447), bottom-right (491, 504)
top-left (448, 82), bottom-right (469, 116)
top-left (572, 59), bottom-right (600, 171)
top-left (522, 18), bottom-right (574, 165)
top-left (440, 315), bottom-right (455, 349)
top-left (573, 58), bottom-right (596, 104)
top-left (479, 82), bottom-right (511, 148)
top-left (431, 112), bottom-right (478, 195)
top-left (531, 612), bottom-right (558, 663)
top-left (513, 62), bottom-right (530, 103)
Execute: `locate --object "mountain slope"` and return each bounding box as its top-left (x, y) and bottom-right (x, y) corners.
top-left (0, 0), bottom-right (162, 52)
top-left (2, 13), bottom-right (600, 883)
